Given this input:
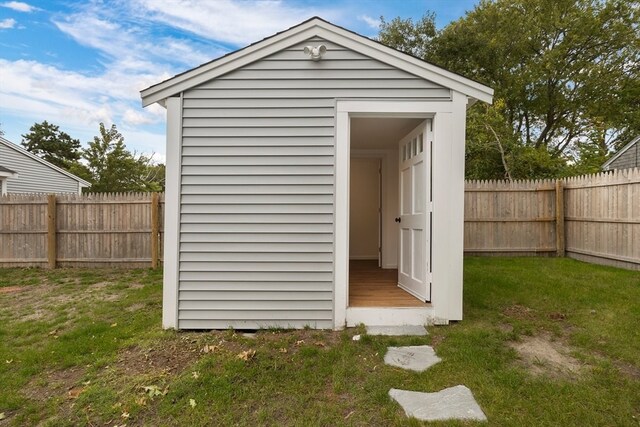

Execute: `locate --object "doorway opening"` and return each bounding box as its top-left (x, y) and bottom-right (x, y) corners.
top-left (347, 117), bottom-right (431, 308)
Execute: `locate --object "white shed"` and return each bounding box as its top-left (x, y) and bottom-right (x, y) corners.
top-left (141, 17), bottom-right (493, 330)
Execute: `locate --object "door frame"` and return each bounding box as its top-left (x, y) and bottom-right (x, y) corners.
top-left (334, 97), bottom-right (467, 329)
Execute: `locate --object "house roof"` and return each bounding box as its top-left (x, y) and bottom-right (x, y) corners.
top-left (0, 165), bottom-right (18, 178)
top-left (0, 165), bottom-right (16, 174)
top-left (602, 136), bottom-right (640, 170)
top-left (140, 16), bottom-right (494, 107)
top-left (0, 136), bottom-right (91, 186)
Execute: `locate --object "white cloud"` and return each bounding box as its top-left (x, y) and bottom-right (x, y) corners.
top-left (53, 12), bottom-right (216, 70)
top-left (123, 108), bottom-right (163, 126)
top-left (0, 18), bottom-right (16, 29)
top-left (0, 58), bottom-right (168, 149)
top-left (359, 15), bottom-right (380, 30)
top-left (1, 1), bottom-right (37, 12)
top-left (133, 0), bottom-right (341, 45)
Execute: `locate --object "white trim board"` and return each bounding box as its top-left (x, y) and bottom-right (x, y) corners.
top-left (141, 17), bottom-right (493, 107)
top-left (334, 97), bottom-right (467, 330)
top-left (162, 95), bottom-right (183, 329)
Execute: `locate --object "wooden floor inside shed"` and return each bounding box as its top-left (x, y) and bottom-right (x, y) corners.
top-left (348, 260), bottom-right (428, 307)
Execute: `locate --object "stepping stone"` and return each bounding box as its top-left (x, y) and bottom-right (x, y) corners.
top-left (366, 325), bottom-right (428, 336)
top-left (389, 385), bottom-right (487, 422)
top-left (384, 345), bottom-right (441, 372)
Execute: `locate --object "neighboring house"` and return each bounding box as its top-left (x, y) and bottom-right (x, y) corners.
top-left (0, 165), bottom-right (19, 196)
top-left (602, 136), bottom-right (640, 171)
top-left (141, 17), bottom-right (494, 330)
top-left (0, 136), bottom-right (90, 195)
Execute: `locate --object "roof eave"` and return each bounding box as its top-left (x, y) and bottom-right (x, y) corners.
top-left (0, 137), bottom-right (91, 186)
top-left (602, 136), bottom-right (640, 169)
top-left (140, 17), bottom-right (493, 107)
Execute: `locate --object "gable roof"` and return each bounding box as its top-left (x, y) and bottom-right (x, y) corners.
top-left (602, 136), bottom-right (640, 170)
top-left (0, 136), bottom-right (91, 187)
top-left (0, 165), bottom-right (17, 174)
top-left (140, 17), bottom-right (493, 107)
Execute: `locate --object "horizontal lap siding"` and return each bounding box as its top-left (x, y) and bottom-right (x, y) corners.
top-left (0, 143), bottom-right (79, 194)
top-left (178, 37), bottom-right (450, 329)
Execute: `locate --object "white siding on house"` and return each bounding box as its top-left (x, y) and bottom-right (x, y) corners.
top-left (0, 140), bottom-right (82, 193)
top-left (178, 37), bottom-right (451, 329)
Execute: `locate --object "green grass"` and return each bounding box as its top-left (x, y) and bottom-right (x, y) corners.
top-left (0, 258), bottom-right (638, 426)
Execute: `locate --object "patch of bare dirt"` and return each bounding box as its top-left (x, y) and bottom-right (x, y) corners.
top-left (23, 367), bottom-right (86, 401)
top-left (498, 323), bottom-right (514, 333)
top-left (2, 278), bottom-right (125, 323)
top-left (430, 334), bottom-right (446, 348)
top-left (549, 312), bottom-right (567, 321)
top-left (614, 361), bottom-right (640, 380)
top-left (126, 303), bottom-right (146, 312)
top-left (88, 281), bottom-right (110, 290)
top-left (510, 333), bottom-right (585, 378)
top-left (0, 286), bottom-right (24, 294)
top-left (101, 293), bottom-right (121, 302)
top-left (502, 304), bottom-right (536, 319)
top-left (116, 338), bottom-right (202, 378)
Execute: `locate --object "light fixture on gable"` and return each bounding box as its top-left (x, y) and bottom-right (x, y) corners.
top-left (303, 44), bottom-right (327, 61)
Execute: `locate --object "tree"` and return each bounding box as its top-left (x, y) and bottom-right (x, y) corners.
top-left (379, 0), bottom-right (640, 178)
top-left (21, 121), bottom-right (83, 170)
top-left (83, 123), bottom-right (163, 192)
top-left (378, 13), bottom-right (437, 59)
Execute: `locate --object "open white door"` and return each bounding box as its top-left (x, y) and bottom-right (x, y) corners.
top-left (397, 120), bottom-right (431, 301)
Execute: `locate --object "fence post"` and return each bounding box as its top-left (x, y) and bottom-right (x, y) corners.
top-left (555, 180), bottom-right (565, 257)
top-left (47, 194), bottom-right (57, 269)
top-left (151, 192), bottom-right (159, 269)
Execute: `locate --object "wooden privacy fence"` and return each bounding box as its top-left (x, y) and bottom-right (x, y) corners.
top-left (0, 192), bottom-right (164, 268)
top-left (465, 168), bottom-right (640, 270)
top-left (0, 168), bottom-right (638, 270)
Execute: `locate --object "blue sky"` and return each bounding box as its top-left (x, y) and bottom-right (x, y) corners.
top-left (0, 0), bottom-right (478, 161)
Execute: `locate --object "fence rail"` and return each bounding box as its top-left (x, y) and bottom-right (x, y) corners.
top-left (1, 168), bottom-right (638, 270)
top-left (0, 192), bottom-right (164, 268)
top-left (464, 168), bottom-right (640, 270)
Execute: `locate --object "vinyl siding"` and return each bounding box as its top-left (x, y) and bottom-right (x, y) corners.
top-left (178, 37), bottom-right (450, 329)
top-left (0, 142), bottom-right (80, 194)
top-left (607, 142), bottom-right (639, 170)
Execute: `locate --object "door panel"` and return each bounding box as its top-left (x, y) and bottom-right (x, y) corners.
top-left (398, 120), bottom-right (431, 301)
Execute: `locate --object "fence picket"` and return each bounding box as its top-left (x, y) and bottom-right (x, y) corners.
top-left (1, 168), bottom-right (639, 270)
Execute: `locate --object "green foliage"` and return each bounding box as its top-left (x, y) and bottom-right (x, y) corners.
top-left (378, 13), bottom-right (437, 59)
top-left (21, 121), bottom-right (82, 170)
top-left (379, 0), bottom-right (640, 178)
top-left (83, 123), bottom-right (163, 193)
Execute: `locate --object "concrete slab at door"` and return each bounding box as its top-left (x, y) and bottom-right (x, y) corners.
top-left (366, 325), bottom-right (428, 336)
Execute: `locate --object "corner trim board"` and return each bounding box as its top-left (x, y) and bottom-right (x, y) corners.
top-left (162, 95), bottom-right (183, 329)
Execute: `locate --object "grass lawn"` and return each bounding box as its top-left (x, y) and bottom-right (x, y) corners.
top-left (0, 257), bottom-right (638, 426)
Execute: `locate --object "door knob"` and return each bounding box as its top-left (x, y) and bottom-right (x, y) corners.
top-left (395, 217), bottom-right (401, 223)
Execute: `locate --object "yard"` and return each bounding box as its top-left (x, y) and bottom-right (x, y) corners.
top-left (0, 258), bottom-right (638, 426)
